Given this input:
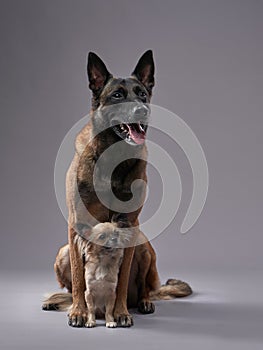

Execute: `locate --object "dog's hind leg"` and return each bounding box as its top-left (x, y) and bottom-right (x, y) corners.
top-left (42, 244), bottom-right (73, 311)
top-left (54, 244), bottom-right (72, 292)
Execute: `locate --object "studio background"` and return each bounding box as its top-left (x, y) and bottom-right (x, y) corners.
top-left (0, 1), bottom-right (262, 350)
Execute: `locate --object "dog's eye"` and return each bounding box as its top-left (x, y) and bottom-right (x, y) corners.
top-left (138, 91), bottom-right (147, 99)
top-left (112, 91), bottom-right (123, 99)
top-left (99, 233), bottom-right (106, 240)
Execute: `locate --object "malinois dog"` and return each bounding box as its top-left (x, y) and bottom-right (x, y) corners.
top-left (42, 50), bottom-right (192, 327)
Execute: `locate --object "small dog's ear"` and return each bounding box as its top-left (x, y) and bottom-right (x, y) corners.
top-left (131, 50), bottom-right (155, 94)
top-left (75, 223), bottom-right (92, 240)
top-left (87, 52), bottom-right (112, 96)
top-left (111, 213), bottom-right (131, 228)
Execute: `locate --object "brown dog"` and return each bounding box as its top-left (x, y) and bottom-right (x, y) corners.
top-left (42, 51), bottom-right (192, 327)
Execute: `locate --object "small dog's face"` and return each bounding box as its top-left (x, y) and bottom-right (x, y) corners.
top-left (88, 214), bottom-right (133, 250)
top-left (87, 50), bottom-right (155, 146)
top-left (89, 223), bottom-right (130, 250)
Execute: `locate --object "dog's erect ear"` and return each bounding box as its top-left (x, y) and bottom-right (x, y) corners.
top-left (75, 223), bottom-right (92, 240)
top-left (111, 213), bottom-right (131, 228)
top-left (132, 50), bottom-right (155, 94)
top-left (87, 52), bottom-right (112, 95)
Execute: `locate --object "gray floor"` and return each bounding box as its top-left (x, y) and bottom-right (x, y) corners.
top-left (1, 267), bottom-right (262, 350)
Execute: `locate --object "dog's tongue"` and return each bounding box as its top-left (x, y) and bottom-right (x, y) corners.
top-left (127, 124), bottom-right (145, 145)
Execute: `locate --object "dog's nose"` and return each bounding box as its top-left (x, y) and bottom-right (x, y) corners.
top-left (133, 105), bottom-right (149, 120)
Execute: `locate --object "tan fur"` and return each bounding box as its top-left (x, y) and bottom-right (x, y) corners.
top-left (149, 279), bottom-right (192, 300)
top-left (83, 222), bottom-right (133, 328)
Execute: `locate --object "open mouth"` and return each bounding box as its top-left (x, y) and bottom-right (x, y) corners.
top-left (112, 122), bottom-right (147, 145)
top-left (104, 246), bottom-right (116, 252)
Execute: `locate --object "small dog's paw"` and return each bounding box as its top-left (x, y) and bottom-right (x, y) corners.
top-left (106, 321), bottom-right (117, 328)
top-left (138, 300), bottom-right (155, 314)
top-left (115, 313), bottom-right (133, 327)
top-left (85, 320), bottom-right (96, 328)
top-left (68, 306), bottom-right (88, 328)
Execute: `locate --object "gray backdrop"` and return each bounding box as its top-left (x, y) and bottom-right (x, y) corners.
top-left (0, 0), bottom-right (262, 273)
top-left (1, 2), bottom-right (263, 350)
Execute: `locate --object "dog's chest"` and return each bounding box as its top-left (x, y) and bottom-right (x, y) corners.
top-left (94, 263), bottom-right (111, 281)
top-left (93, 161), bottom-right (135, 191)
top-left (85, 253), bottom-right (123, 310)
top-left (85, 252), bottom-right (123, 289)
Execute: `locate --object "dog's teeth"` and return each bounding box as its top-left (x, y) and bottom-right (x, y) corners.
top-left (138, 123), bottom-right (144, 132)
top-left (120, 124), bottom-right (124, 130)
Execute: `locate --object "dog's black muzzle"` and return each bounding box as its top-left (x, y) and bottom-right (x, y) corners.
top-left (109, 102), bottom-right (150, 146)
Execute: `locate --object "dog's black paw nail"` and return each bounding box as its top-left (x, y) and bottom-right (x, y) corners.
top-left (138, 301), bottom-right (155, 314)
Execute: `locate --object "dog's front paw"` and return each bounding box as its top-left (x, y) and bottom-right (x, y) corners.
top-left (85, 320), bottom-right (96, 328)
top-left (114, 312), bottom-right (133, 327)
top-left (106, 321), bottom-right (117, 328)
top-left (138, 300), bottom-right (155, 314)
top-left (68, 305), bottom-right (88, 328)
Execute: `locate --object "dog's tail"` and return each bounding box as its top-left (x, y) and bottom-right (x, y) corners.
top-left (149, 278), bottom-right (192, 300)
top-left (42, 292), bottom-right (72, 312)
top-left (42, 279), bottom-right (192, 311)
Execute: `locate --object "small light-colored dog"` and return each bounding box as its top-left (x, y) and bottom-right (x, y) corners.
top-left (44, 214), bottom-right (133, 328)
top-left (82, 215), bottom-right (133, 328)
